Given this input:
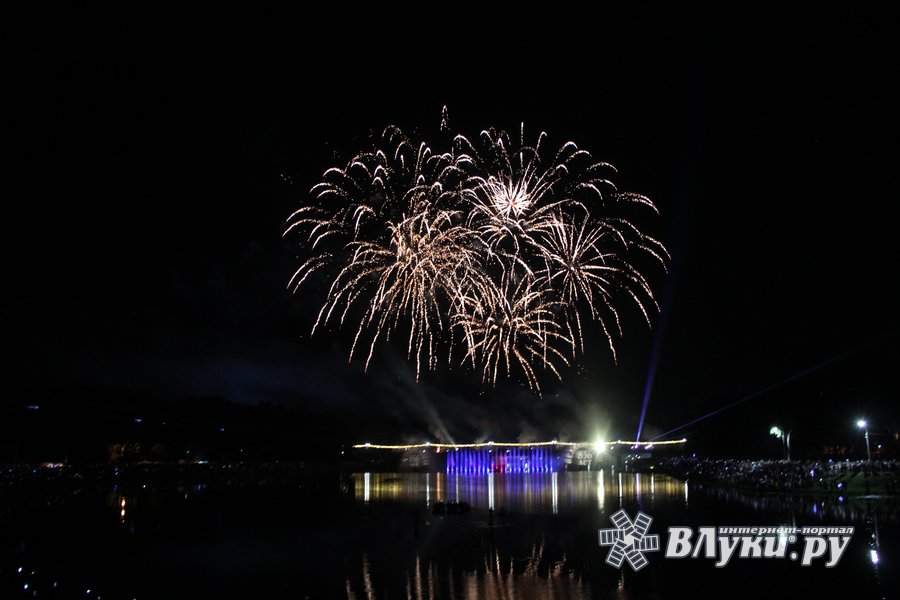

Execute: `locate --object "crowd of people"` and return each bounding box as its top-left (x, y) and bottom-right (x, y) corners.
top-left (655, 456), bottom-right (900, 495)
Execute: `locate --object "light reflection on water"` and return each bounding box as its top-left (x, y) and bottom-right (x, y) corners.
top-left (346, 545), bottom-right (592, 600)
top-left (353, 470), bottom-right (689, 513)
top-left (345, 469), bottom-right (896, 599)
top-left (343, 470), bottom-right (683, 598)
top-left (4, 470), bottom-right (897, 599)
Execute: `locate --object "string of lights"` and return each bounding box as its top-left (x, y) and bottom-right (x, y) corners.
top-left (352, 439), bottom-right (686, 450)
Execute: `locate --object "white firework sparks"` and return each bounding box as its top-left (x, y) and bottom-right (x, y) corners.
top-left (284, 119), bottom-right (667, 392)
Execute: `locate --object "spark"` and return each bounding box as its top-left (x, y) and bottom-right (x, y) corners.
top-left (285, 118), bottom-right (666, 391)
top-left (453, 275), bottom-right (571, 393)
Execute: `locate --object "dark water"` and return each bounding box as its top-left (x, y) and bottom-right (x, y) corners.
top-left (1, 470), bottom-right (897, 599)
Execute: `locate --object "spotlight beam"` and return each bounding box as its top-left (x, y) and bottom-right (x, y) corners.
top-left (651, 330), bottom-right (898, 441)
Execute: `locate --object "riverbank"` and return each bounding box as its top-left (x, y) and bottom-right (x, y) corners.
top-left (651, 456), bottom-right (900, 497)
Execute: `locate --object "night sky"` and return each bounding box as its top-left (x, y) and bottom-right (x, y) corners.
top-left (8, 8), bottom-right (899, 457)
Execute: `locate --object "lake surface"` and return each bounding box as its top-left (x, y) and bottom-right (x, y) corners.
top-left (1, 469), bottom-right (896, 599)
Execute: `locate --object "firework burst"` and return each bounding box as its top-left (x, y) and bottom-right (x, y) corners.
top-left (285, 118), bottom-right (667, 392)
top-left (453, 275), bottom-right (571, 393)
top-left (321, 208), bottom-right (479, 378)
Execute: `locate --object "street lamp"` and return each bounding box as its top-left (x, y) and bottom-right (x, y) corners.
top-left (856, 419), bottom-right (871, 461)
top-left (769, 426), bottom-right (792, 460)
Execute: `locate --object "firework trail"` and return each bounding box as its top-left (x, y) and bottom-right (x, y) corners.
top-left (285, 119), bottom-right (667, 392)
top-left (453, 274), bottom-right (571, 392)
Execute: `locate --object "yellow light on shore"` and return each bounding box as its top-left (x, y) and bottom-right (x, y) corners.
top-left (352, 439), bottom-right (686, 450)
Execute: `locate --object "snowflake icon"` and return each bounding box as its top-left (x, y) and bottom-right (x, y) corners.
top-left (598, 508), bottom-right (660, 571)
